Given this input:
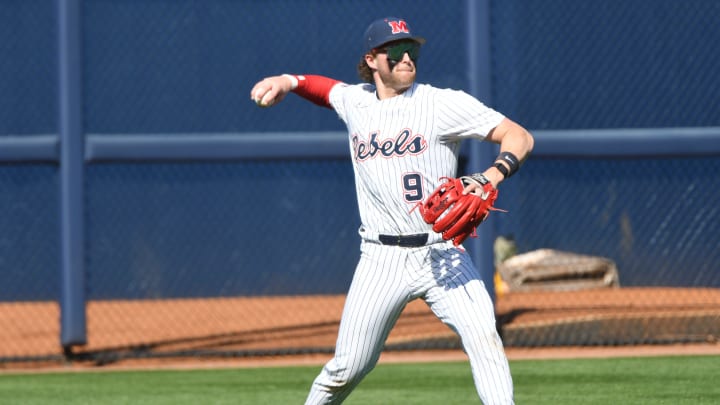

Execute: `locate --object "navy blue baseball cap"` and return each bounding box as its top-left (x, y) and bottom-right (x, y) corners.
top-left (362, 17), bottom-right (426, 54)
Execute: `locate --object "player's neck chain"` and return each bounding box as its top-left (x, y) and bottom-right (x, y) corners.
top-left (352, 129), bottom-right (428, 162)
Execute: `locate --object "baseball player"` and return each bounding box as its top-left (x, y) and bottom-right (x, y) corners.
top-left (250, 17), bottom-right (534, 405)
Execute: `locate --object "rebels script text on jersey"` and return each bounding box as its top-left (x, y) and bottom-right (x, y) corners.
top-left (329, 82), bottom-right (505, 236)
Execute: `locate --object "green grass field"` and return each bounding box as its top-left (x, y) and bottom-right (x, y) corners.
top-left (1, 355), bottom-right (718, 404)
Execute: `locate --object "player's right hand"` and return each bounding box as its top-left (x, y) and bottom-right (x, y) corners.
top-left (250, 75), bottom-right (292, 107)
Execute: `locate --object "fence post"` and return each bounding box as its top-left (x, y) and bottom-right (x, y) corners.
top-left (57, 0), bottom-right (87, 349)
top-left (466, 0), bottom-right (498, 304)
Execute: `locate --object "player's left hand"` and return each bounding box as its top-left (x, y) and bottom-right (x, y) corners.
top-left (462, 169), bottom-right (502, 194)
top-left (415, 175), bottom-right (504, 246)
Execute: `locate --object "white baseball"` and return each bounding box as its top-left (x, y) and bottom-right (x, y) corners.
top-left (253, 90), bottom-right (274, 108)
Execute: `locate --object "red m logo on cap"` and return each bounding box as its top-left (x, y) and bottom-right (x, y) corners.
top-left (388, 20), bottom-right (409, 34)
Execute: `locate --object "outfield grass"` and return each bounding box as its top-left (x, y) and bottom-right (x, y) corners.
top-left (0, 355), bottom-right (718, 404)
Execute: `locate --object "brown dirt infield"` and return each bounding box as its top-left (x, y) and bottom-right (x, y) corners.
top-left (1, 287), bottom-right (719, 371)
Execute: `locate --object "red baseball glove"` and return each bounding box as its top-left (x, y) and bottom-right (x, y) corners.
top-left (415, 175), bottom-right (503, 246)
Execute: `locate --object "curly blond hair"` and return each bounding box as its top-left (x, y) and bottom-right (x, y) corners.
top-left (357, 54), bottom-right (374, 83)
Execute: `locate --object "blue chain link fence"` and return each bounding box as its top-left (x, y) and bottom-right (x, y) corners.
top-left (1, 0), bottom-right (718, 364)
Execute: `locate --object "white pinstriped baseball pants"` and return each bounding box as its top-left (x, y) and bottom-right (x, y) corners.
top-left (304, 240), bottom-right (514, 404)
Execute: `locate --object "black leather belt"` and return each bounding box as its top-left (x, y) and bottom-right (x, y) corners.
top-left (378, 233), bottom-right (429, 248)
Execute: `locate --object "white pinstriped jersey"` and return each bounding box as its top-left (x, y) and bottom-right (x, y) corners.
top-left (329, 82), bottom-right (505, 236)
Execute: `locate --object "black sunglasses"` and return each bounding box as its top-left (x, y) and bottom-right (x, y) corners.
top-left (378, 42), bottom-right (421, 62)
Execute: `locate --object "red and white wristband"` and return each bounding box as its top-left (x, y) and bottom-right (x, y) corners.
top-left (282, 74), bottom-right (339, 108)
top-left (282, 74), bottom-right (302, 90)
